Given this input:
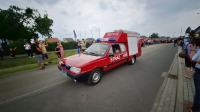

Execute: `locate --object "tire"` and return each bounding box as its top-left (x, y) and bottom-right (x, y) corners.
top-left (129, 56), bottom-right (136, 65)
top-left (87, 68), bottom-right (102, 85)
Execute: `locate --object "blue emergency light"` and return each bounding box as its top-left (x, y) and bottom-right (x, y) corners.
top-left (96, 38), bottom-right (116, 42)
top-left (108, 37), bottom-right (116, 42)
top-left (96, 38), bottom-right (101, 42)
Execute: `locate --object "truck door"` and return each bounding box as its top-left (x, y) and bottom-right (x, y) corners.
top-left (107, 44), bottom-right (124, 69)
top-left (119, 43), bottom-right (128, 63)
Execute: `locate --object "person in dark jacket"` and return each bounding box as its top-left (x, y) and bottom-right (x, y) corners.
top-left (190, 40), bottom-right (200, 112)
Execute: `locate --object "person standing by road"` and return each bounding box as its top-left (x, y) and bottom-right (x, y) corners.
top-left (173, 39), bottom-right (177, 47)
top-left (24, 42), bottom-right (33, 58)
top-left (178, 39), bottom-right (184, 48)
top-left (41, 41), bottom-right (48, 65)
top-left (81, 39), bottom-right (86, 52)
top-left (191, 41), bottom-right (200, 112)
top-left (9, 47), bottom-right (17, 58)
top-left (0, 44), bottom-right (4, 60)
top-left (33, 41), bottom-right (45, 70)
top-left (55, 41), bottom-right (64, 59)
top-left (77, 40), bottom-right (81, 54)
top-left (184, 42), bottom-right (195, 78)
top-left (184, 40), bottom-right (193, 73)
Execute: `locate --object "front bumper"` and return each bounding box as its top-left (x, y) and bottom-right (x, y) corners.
top-left (58, 65), bottom-right (83, 79)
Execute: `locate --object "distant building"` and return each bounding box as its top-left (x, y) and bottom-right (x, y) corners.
top-left (140, 35), bottom-right (147, 39)
top-left (47, 38), bottom-right (60, 43)
top-left (63, 38), bottom-right (74, 43)
top-left (191, 26), bottom-right (200, 38)
top-left (194, 26), bottom-right (200, 33)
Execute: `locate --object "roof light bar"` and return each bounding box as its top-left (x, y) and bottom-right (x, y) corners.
top-left (96, 38), bottom-right (116, 42)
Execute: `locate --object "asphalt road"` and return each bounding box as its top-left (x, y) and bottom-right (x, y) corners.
top-left (0, 44), bottom-right (177, 112)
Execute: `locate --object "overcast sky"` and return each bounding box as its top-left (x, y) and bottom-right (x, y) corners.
top-left (0, 0), bottom-right (200, 39)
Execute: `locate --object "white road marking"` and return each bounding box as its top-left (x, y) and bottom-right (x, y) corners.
top-left (0, 80), bottom-right (66, 105)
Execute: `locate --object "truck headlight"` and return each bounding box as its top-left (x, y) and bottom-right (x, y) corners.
top-left (70, 67), bottom-right (81, 74)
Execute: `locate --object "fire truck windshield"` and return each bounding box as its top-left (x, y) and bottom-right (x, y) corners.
top-left (84, 43), bottom-right (109, 56)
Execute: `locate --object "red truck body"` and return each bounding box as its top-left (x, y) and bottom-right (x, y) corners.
top-left (58, 30), bottom-right (143, 85)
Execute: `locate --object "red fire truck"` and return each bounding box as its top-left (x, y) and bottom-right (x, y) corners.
top-left (58, 30), bottom-right (143, 85)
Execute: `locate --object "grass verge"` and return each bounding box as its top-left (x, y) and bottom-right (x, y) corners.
top-left (0, 64), bottom-right (37, 78)
top-left (0, 50), bottom-right (76, 77)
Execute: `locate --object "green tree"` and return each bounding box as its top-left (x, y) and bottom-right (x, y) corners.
top-left (150, 33), bottom-right (159, 38)
top-left (35, 14), bottom-right (53, 37)
top-left (0, 5), bottom-right (53, 41)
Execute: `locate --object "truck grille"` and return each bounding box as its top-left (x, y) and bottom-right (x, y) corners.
top-left (61, 64), bottom-right (71, 70)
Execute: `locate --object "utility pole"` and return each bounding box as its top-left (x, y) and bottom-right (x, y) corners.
top-left (98, 27), bottom-right (101, 38)
top-left (73, 30), bottom-right (77, 41)
top-left (180, 27), bottom-right (182, 36)
top-left (90, 30), bottom-right (93, 38)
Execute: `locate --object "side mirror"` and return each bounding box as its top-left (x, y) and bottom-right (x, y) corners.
top-left (109, 54), bottom-right (114, 57)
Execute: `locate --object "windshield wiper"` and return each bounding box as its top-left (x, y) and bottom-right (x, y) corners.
top-left (84, 51), bottom-right (102, 56)
top-left (88, 52), bottom-right (101, 56)
top-left (83, 51), bottom-right (93, 55)
top-left (88, 52), bottom-right (96, 55)
top-left (82, 52), bottom-right (88, 54)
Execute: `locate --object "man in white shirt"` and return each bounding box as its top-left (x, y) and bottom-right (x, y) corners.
top-left (24, 42), bottom-right (33, 57)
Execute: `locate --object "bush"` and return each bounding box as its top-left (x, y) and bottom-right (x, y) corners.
top-left (4, 40), bottom-right (77, 55)
top-left (46, 42), bottom-right (57, 51)
top-left (8, 40), bottom-right (26, 55)
top-left (46, 41), bottom-right (77, 51)
top-left (62, 41), bottom-right (77, 50)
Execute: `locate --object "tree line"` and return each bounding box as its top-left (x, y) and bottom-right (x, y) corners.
top-left (0, 5), bottom-right (53, 42)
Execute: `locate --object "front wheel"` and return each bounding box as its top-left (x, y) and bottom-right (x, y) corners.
top-left (87, 69), bottom-right (102, 85)
top-left (129, 56), bottom-right (136, 65)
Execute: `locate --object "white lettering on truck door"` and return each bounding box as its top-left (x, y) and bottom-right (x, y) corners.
top-left (110, 55), bottom-right (120, 62)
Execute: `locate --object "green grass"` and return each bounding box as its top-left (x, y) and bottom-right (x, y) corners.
top-left (0, 50), bottom-right (76, 77)
top-left (0, 64), bottom-right (38, 78)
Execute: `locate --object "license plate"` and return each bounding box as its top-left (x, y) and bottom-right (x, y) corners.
top-left (61, 69), bottom-right (67, 76)
top-left (63, 72), bottom-right (67, 76)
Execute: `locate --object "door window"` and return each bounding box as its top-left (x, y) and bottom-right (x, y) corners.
top-left (109, 46), bottom-right (114, 55)
top-left (119, 44), bottom-right (126, 52)
top-left (112, 44), bottom-right (121, 54)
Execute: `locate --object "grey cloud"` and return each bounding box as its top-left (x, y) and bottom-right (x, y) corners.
top-left (98, 1), bottom-right (119, 11)
top-left (0, 0), bottom-right (199, 37)
top-left (136, 0), bottom-right (200, 36)
top-left (60, 10), bottom-right (68, 16)
top-left (33, 0), bottom-right (61, 5)
top-left (144, 0), bottom-right (200, 17)
top-left (99, 1), bottom-right (110, 10)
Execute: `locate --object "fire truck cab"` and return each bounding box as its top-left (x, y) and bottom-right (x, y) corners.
top-left (58, 30), bottom-right (143, 85)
